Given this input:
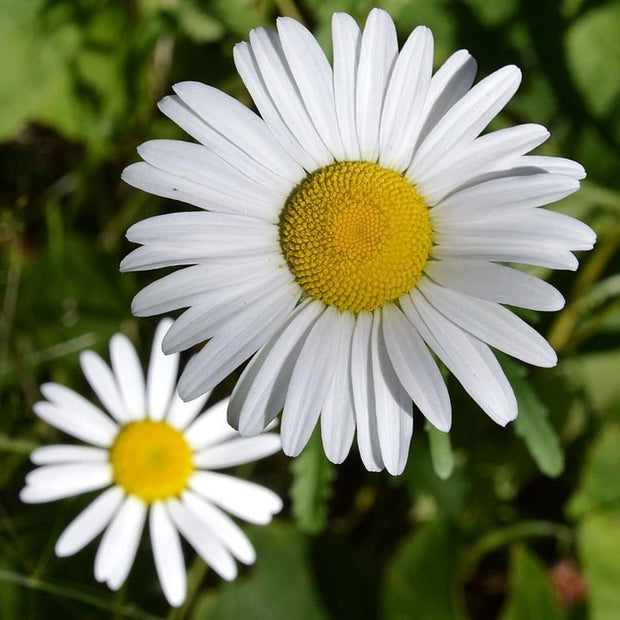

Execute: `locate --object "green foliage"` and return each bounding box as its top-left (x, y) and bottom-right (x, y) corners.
top-left (290, 428), bottom-right (336, 534)
top-left (500, 546), bottom-right (565, 620)
top-left (1, 0), bottom-right (619, 617)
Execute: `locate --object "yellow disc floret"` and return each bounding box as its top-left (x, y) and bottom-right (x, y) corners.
top-left (110, 420), bottom-right (193, 503)
top-left (280, 161), bottom-right (432, 313)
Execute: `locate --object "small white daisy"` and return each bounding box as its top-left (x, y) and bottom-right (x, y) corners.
top-left (120, 9), bottom-right (595, 475)
top-left (20, 320), bottom-right (282, 607)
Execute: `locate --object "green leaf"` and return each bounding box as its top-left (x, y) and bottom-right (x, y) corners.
top-left (290, 429), bottom-right (335, 534)
top-left (500, 545), bottom-right (565, 620)
top-left (566, 425), bottom-right (620, 520)
top-left (382, 519), bottom-right (466, 620)
top-left (566, 4), bottom-right (620, 117)
top-left (503, 360), bottom-right (565, 477)
top-left (578, 513), bottom-right (620, 620)
top-left (426, 421), bottom-right (454, 480)
top-left (192, 523), bottom-right (329, 620)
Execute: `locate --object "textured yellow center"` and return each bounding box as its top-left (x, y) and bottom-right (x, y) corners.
top-left (280, 161), bottom-right (432, 313)
top-left (110, 420), bottom-right (193, 503)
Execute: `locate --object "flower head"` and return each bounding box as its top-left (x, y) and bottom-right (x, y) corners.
top-left (20, 320), bottom-right (282, 606)
top-left (121, 9), bottom-right (595, 475)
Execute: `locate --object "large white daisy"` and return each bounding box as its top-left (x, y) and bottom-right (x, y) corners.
top-left (121, 9), bottom-right (595, 475)
top-left (20, 320), bottom-right (282, 607)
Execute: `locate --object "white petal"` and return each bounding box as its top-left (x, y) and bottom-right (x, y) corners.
top-left (379, 26), bottom-right (433, 171)
top-left (229, 299), bottom-right (323, 436)
top-left (356, 8), bottom-right (398, 162)
top-left (55, 487), bottom-right (125, 556)
top-left (431, 173), bottom-right (580, 219)
top-left (183, 398), bottom-right (238, 450)
top-left (411, 65), bottom-right (521, 178)
top-left (137, 139), bottom-right (284, 218)
top-left (382, 304), bottom-right (451, 431)
top-left (193, 434), bottom-right (282, 469)
top-left (418, 277), bottom-right (557, 367)
top-left (150, 502), bottom-right (186, 607)
top-left (247, 27), bottom-right (333, 167)
top-left (401, 291), bottom-right (517, 425)
top-left (171, 81), bottom-right (304, 186)
top-left (80, 351), bottom-right (129, 423)
top-left (350, 312), bottom-right (383, 471)
top-left (513, 155), bottom-right (586, 179)
top-left (415, 124), bottom-right (550, 204)
top-left (109, 333), bottom-right (146, 422)
top-left (281, 306), bottom-right (342, 457)
top-left (147, 318), bottom-right (178, 421)
top-left (332, 12), bottom-right (362, 159)
top-left (424, 259), bottom-right (565, 311)
top-left (233, 41), bottom-right (318, 171)
top-left (415, 49), bottom-right (477, 146)
top-left (321, 312), bottom-right (356, 464)
top-left (21, 463), bottom-right (112, 503)
top-left (37, 384), bottom-right (118, 446)
top-left (131, 256), bottom-right (286, 317)
top-left (181, 491), bottom-right (256, 564)
top-left (177, 280), bottom-right (299, 400)
top-left (166, 390), bottom-right (211, 431)
top-left (167, 497), bottom-right (237, 580)
top-left (122, 161), bottom-right (278, 221)
top-left (31, 445), bottom-right (108, 465)
top-left (370, 312), bottom-right (414, 475)
top-left (95, 497), bottom-right (146, 590)
top-left (161, 270), bottom-right (291, 354)
top-left (277, 17), bottom-right (345, 159)
top-left (189, 471), bottom-right (282, 524)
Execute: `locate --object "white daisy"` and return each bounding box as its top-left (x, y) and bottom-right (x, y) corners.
top-left (20, 319), bottom-right (282, 607)
top-left (120, 9), bottom-right (595, 475)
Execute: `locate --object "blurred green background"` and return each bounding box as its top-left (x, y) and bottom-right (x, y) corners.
top-left (1, 0), bottom-right (619, 618)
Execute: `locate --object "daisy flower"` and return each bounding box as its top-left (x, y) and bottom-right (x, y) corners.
top-left (20, 320), bottom-right (282, 606)
top-left (120, 9), bottom-right (595, 475)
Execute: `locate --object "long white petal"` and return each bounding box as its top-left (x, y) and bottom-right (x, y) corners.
top-left (382, 304), bottom-right (451, 431)
top-left (171, 81), bottom-right (304, 185)
top-left (229, 300), bottom-right (323, 436)
top-left (321, 311), bottom-right (356, 464)
top-left (31, 445), bottom-right (108, 465)
top-left (80, 351), bottom-right (128, 423)
top-left (277, 17), bottom-right (345, 159)
top-left (233, 41), bottom-right (318, 171)
top-left (424, 259), bottom-right (565, 311)
top-left (193, 434), bottom-right (282, 469)
top-left (189, 471), bottom-right (282, 524)
top-left (356, 8), bottom-right (398, 162)
top-left (94, 496), bottom-right (147, 589)
top-left (183, 398), bottom-right (237, 450)
top-left (165, 390), bottom-right (211, 431)
top-left (411, 65), bottom-right (521, 178)
top-left (150, 502), bottom-right (186, 607)
top-left (281, 306), bottom-right (341, 457)
top-left (402, 291), bottom-right (517, 425)
top-left (248, 27), bottom-right (333, 167)
top-left (55, 487), bottom-right (125, 556)
top-left (147, 318), bottom-right (178, 421)
top-left (350, 312), bottom-right (383, 471)
top-left (371, 312), bottom-right (414, 475)
top-left (379, 26), bottom-right (433, 171)
top-left (418, 277), bottom-right (557, 367)
top-left (181, 491), bottom-right (256, 564)
top-left (110, 333), bottom-right (146, 422)
top-left (332, 12), bottom-right (362, 159)
top-left (21, 463), bottom-right (112, 503)
top-left (167, 497), bottom-right (237, 580)
top-left (177, 280), bottom-right (299, 400)
top-left (37, 384), bottom-right (118, 446)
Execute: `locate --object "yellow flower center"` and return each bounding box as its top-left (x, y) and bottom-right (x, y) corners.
top-left (109, 420), bottom-right (193, 503)
top-left (280, 161), bottom-right (432, 313)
